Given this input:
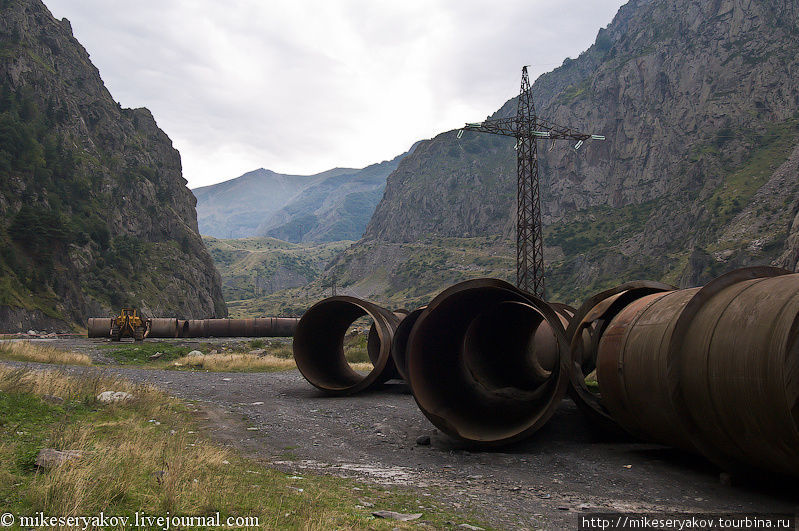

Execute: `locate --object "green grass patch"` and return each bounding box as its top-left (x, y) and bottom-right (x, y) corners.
top-left (102, 342), bottom-right (197, 365)
top-left (0, 366), bottom-right (487, 529)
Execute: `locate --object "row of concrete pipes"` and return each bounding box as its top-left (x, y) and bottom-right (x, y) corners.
top-left (293, 266), bottom-right (799, 478)
top-left (87, 317), bottom-right (298, 339)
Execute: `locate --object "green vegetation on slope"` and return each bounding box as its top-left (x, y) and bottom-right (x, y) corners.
top-left (203, 236), bottom-right (351, 309)
top-left (703, 118), bottom-right (799, 231)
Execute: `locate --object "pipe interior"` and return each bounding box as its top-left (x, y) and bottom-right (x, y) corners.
top-left (409, 288), bottom-right (562, 442)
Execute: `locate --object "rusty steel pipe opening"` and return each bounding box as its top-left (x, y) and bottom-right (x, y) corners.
top-left (589, 267), bottom-right (799, 477)
top-left (406, 279), bottom-right (570, 446)
top-left (293, 296), bottom-right (402, 395)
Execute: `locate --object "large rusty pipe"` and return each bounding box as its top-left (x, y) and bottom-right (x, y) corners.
top-left (265, 317), bottom-right (299, 337)
top-left (147, 318), bottom-right (180, 338)
top-left (293, 296), bottom-right (402, 395)
top-left (406, 279), bottom-right (571, 446)
top-left (565, 281), bottom-right (675, 429)
top-left (185, 319), bottom-right (207, 338)
top-left (87, 317), bottom-right (112, 338)
top-left (594, 267), bottom-right (799, 476)
top-left (89, 316), bottom-right (298, 338)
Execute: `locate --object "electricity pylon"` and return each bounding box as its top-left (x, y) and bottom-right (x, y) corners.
top-left (458, 66), bottom-right (604, 298)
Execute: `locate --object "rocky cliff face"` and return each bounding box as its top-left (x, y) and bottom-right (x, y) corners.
top-left (335, 0), bottom-right (799, 304)
top-left (0, 0), bottom-right (226, 330)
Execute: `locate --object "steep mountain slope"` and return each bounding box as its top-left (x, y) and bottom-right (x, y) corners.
top-left (258, 148), bottom-right (414, 243)
top-left (193, 167), bottom-right (353, 238)
top-left (333, 0), bottom-right (799, 305)
top-left (0, 0), bottom-right (226, 330)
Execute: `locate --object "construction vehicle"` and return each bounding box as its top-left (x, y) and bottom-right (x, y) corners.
top-left (110, 308), bottom-right (147, 341)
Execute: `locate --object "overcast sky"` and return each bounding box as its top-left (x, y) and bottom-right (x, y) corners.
top-left (45, 0), bottom-right (626, 189)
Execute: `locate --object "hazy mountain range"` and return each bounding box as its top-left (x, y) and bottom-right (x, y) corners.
top-left (194, 147), bottom-right (415, 243)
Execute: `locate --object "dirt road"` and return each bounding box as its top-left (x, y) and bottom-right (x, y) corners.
top-left (5, 338), bottom-right (798, 530)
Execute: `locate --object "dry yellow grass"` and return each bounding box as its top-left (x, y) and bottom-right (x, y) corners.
top-left (173, 352), bottom-right (297, 372)
top-left (0, 366), bottom-right (431, 528)
top-left (0, 340), bottom-right (91, 366)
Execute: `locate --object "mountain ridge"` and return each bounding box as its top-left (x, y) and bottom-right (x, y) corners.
top-left (194, 146), bottom-right (415, 242)
top-left (331, 0), bottom-right (799, 306)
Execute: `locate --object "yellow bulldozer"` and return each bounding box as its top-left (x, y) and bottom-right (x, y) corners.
top-left (110, 308), bottom-right (147, 341)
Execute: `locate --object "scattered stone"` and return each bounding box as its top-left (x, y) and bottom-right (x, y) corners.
top-left (415, 435), bottom-right (431, 446)
top-left (209, 349), bottom-right (218, 355)
top-left (27, 330), bottom-right (38, 336)
top-left (222, 460), bottom-right (230, 465)
top-left (222, 377), bottom-right (232, 382)
top-left (557, 507), bottom-right (570, 511)
top-left (358, 499), bottom-right (374, 507)
top-left (251, 401), bottom-right (264, 406)
top-left (458, 525), bottom-right (484, 530)
top-left (249, 349), bottom-right (266, 356)
top-left (35, 449), bottom-right (82, 469)
top-left (149, 351), bottom-right (163, 360)
top-left (186, 350), bottom-right (203, 358)
top-left (42, 395), bottom-right (64, 404)
top-left (372, 511), bottom-right (422, 522)
top-left (97, 391), bottom-right (133, 403)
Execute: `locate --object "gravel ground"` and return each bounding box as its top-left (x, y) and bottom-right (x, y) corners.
top-left (3, 337), bottom-right (797, 530)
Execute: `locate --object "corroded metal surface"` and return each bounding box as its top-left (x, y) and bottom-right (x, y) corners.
top-left (591, 267), bottom-right (799, 477)
top-left (667, 267), bottom-right (799, 476)
top-left (147, 318), bottom-right (180, 338)
top-left (293, 296), bottom-right (401, 395)
top-left (87, 317), bottom-right (112, 338)
top-left (406, 278), bottom-right (570, 446)
top-left (565, 281), bottom-right (675, 430)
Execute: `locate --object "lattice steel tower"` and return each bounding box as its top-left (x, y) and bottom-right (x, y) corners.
top-left (459, 66), bottom-right (604, 298)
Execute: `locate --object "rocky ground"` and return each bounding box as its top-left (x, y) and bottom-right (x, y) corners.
top-left (4, 337), bottom-right (797, 530)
